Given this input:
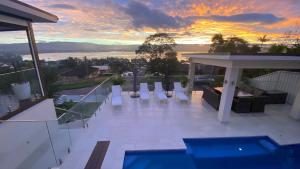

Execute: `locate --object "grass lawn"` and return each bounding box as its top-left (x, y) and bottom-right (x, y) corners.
top-left (55, 77), bottom-right (107, 91)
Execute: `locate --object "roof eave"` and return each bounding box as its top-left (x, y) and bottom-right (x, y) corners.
top-left (0, 0), bottom-right (58, 23)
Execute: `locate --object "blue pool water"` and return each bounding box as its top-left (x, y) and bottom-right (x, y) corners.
top-left (123, 136), bottom-right (300, 169)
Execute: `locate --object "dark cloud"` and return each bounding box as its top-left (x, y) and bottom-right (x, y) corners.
top-left (48, 4), bottom-right (77, 10)
top-left (123, 1), bottom-right (285, 29)
top-left (123, 1), bottom-right (181, 29)
top-left (208, 13), bottom-right (285, 24)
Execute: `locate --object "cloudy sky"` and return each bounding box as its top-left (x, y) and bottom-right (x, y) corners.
top-left (5, 0), bottom-right (300, 44)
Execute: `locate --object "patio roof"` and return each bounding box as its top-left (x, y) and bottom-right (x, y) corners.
top-left (0, 0), bottom-right (58, 31)
top-left (184, 54), bottom-right (300, 122)
top-left (0, 0), bottom-right (58, 23)
top-left (184, 54), bottom-right (300, 69)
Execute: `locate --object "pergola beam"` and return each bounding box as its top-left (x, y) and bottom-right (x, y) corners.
top-left (232, 61), bottom-right (300, 69)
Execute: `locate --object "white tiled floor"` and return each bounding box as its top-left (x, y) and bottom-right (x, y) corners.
top-left (60, 91), bottom-right (300, 169)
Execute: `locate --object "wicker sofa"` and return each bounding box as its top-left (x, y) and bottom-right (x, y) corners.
top-left (202, 86), bottom-right (221, 110)
top-left (202, 85), bottom-right (268, 113)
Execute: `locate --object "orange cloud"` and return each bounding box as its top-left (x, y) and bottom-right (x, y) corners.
top-left (1, 0), bottom-right (299, 45)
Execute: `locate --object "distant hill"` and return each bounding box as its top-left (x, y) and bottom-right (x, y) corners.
top-left (0, 42), bottom-right (209, 55)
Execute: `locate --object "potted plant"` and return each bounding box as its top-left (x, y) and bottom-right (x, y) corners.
top-left (112, 75), bottom-right (125, 86)
top-left (179, 75), bottom-right (189, 88)
top-left (11, 71), bottom-right (31, 100)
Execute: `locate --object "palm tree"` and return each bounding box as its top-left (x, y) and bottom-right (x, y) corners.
top-left (258, 35), bottom-right (270, 48)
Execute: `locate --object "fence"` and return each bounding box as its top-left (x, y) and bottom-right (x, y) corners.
top-left (249, 71), bottom-right (300, 104)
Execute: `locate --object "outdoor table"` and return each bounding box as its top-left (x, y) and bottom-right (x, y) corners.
top-left (215, 87), bottom-right (253, 97)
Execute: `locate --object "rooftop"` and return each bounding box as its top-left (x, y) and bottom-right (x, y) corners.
top-left (60, 91), bottom-right (300, 169)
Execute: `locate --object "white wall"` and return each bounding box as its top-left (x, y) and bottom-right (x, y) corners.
top-left (11, 99), bottom-right (57, 121)
top-left (249, 71), bottom-right (300, 104)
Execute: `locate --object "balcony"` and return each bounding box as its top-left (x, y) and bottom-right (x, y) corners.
top-left (21, 73), bottom-right (291, 169)
top-left (57, 79), bottom-right (300, 169)
top-left (1, 1), bottom-right (300, 169)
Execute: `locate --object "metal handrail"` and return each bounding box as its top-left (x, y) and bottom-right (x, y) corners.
top-left (0, 119), bottom-right (49, 123)
top-left (0, 68), bottom-right (35, 76)
top-left (56, 107), bottom-right (86, 117)
top-left (78, 76), bottom-right (112, 102)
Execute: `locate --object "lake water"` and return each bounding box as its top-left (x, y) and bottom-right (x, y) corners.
top-left (22, 51), bottom-right (193, 61)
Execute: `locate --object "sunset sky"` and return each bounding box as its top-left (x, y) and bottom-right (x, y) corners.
top-left (4, 0), bottom-right (300, 44)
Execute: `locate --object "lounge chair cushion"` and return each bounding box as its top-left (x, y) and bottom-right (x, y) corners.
top-left (156, 92), bottom-right (167, 100)
top-left (140, 92), bottom-right (150, 100)
top-left (176, 92), bottom-right (188, 101)
top-left (140, 83), bottom-right (150, 100)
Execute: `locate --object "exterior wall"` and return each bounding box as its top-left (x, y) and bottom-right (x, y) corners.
top-left (10, 99), bottom-right (57, 121)
top-left (249, 71), bottom-right (300, 104)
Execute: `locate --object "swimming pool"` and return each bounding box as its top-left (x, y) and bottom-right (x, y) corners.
top-left (123, 136), bottom-right (300, 169)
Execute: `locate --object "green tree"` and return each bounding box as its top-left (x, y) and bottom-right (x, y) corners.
top-left (61, 57), bottom-right (78, 69)
top-left (287, 37), bottom-right (300, 55)
top-left (136, 33), bottom-right (180, 93)
top-left (250, 44), bottom-right (261, 54)
top-left (136, 33), bottom-right (176, 59)
top-left (258, 35), bottom-right (270, 48)
top-left (225, 37), bottom-right (251, 54)
top-left (107, 58), bottom-right (131, 74)
top-left (42, 67), bottom-right (58, 97)
top-left (268, 44), bottom-right (287, 54)
top-left (209, 34), bottom-right (226, 53)
top-left (209, 34), bottom-right (260, 54)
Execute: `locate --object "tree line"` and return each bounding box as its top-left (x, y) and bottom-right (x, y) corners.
top-left (209, 33), bottom-right (300, 55)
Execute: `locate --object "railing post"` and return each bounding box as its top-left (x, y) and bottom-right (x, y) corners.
top-left (80, 111), bottom-right (85, 128)
top-left (45, 121), bottom-right (59, 165)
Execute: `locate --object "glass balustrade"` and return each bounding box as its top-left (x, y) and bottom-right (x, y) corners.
top-left (0, 119), bottom-right (72, 169)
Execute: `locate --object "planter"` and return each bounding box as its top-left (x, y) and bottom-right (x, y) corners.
top-left (0, 95), bottom-right (19, 115)
top-left (11, 82), bottom-right (31, 100)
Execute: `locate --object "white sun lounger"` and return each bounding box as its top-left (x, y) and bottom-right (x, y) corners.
top-left (111, 85), bottom-right (122, 106)
top-left (154, 82), bottom-right (168, 101)
top-left (174, 82), bottom-right (188, 101)
top-left (139, 83), bottom-right (150, 101)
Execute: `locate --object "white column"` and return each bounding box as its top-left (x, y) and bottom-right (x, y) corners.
top-left (290, 89), bottom-right (300, 120)
top-left (187, 62), bottom-right (195, 93)
top-left (218, 67), bottom-right (240, 122)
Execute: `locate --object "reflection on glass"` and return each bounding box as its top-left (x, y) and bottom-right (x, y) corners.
top-left (0, 31), bottom-right (43, 118)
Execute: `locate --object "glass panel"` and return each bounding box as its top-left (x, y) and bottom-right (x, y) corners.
top-left (0, 30), bottom-right (43, 119)
top-left (46, 120), bottom-right (72, 165)
top-left (0, 121), bottom-right (57, 169)
top-left (56, 108), bottom-right (85, 128)
top-left (56, 77), bottom-right (113, 127)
